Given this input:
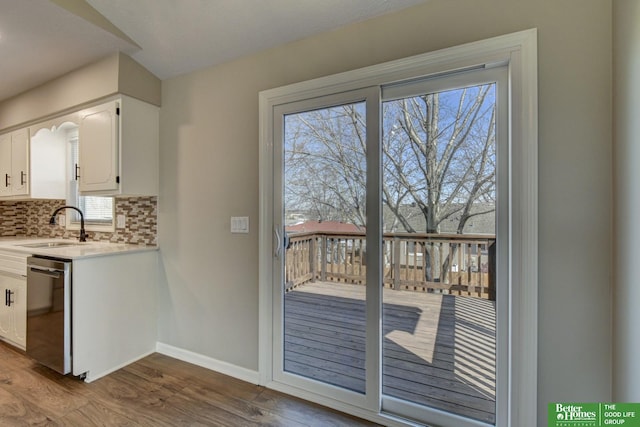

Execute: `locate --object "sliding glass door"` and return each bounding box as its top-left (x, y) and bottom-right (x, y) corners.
top-left (269, 66), bottom-right (507, 426)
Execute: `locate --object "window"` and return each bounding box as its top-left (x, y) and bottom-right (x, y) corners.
top-left (66, 131), bottom-right (115, 231)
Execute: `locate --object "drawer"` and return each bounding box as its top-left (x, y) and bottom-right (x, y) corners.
top-left (0, 251), bottom-right (28, 277)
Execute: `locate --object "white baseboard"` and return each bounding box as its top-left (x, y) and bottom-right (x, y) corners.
top-left (155, 342), bottom-right (260, 385)
top-left (84, 349), bottom-right (156, 383)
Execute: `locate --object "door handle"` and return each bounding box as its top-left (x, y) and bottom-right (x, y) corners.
top-left (75, 164), bottom-right (80, 181)
top-left (6, 290), bottom-right (13, 307)
top-left (20, 171), bottom-right (26, 186)
top-left (274, 227), bottom-right (282, 258)
top-left (4, 174), bottom-right (9, 187)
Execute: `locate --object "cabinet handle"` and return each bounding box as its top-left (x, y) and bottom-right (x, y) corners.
top-left (20, 171), bottom-right (26, 186)
top-left (75, 163), bottom-right (80, 181)
top-left (4, 174), bottom-right (9, 187)
top-left (6, 290), bottom-right (13, 307)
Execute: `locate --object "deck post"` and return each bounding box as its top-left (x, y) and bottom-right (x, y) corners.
top-left (393, 236), bottom-right (400, 290)
top-left (478, 243), bottom-right (484, 297)
top-left (320, 235), bottom-right (327, 282)
top-left (488, 240), bottom-right (496, 301)
top-left (310, 237), bottom-right (317, 282)
top-left (466, 243), bottom-right (475, 295)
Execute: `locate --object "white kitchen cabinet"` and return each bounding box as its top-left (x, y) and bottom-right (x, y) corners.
top-left (78, 95), bottom-right (158, 196)
top-left (29, 117), bottom-right (76, 200)
top-left (0, 128), bottom-right (30, 198)
top-left (0, 117), bottom-right (75, 201)
top-left (78, 101), bottom-right (118, 193)
top-left (0, 134), bottom-right (9, 198)
top-left (0, 273), bottom-right (26, 350)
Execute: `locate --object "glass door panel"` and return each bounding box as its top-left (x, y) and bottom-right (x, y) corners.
top-left (282, 101), bottom-right (368, 393)
top-left (381, 82), bottom-right (498, 424)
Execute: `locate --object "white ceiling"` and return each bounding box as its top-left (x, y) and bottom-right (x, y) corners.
top-left (0, 0), bottom-right (426, 103)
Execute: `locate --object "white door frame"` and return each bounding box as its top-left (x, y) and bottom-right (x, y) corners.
top-left (259, 29), bottom-right (538, 427)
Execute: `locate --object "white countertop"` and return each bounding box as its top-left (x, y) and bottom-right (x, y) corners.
top-left (0, 237), bottom-right (157, 260)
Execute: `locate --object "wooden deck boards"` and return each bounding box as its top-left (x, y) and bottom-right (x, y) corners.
top-left (284, 281), bottom-right (496, 424)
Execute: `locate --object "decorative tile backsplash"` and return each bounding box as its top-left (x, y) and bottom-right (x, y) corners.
top-left (0, 197), bottom-right (157, 245)
top-left (0, 202), bottom-right (26, 237)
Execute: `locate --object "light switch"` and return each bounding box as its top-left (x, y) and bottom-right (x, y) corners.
top-left (116, 214), bottom-right (126, 229)
top-left (231, 216), bottom-right (249, 233)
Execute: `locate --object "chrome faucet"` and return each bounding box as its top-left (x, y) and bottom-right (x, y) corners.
top-left (49, 205), bottom-right (87, 242)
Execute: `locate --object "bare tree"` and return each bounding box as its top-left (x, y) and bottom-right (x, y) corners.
top-left (284, 83), bottom-right (497, 237)
top-left (284, 103), bottom-right (367, 228)
top-left (382, 85), bottom-right (496, 233)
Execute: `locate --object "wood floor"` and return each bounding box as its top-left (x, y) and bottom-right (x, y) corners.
top-left (0, 343), bottom-right (377, 426)
top-left (284, 281), bottom-right (496, 424)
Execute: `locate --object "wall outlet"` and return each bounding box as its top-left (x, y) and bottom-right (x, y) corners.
top-left (116, 214), bottom-right (126, 229)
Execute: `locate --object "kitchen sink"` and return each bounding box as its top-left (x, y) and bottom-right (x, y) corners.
top-left (18, 241), bottom-right (85, 248)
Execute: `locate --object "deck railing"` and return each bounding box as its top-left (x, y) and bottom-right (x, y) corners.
top-left (285, 231), bottom-right (496, 300)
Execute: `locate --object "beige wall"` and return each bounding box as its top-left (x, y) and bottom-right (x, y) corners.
top-left (158, 0), bottom-right (612, 421)
top-left (0, 52), bottom-right (160, 131)
top-left (613, 0), bottom-right (640, 402)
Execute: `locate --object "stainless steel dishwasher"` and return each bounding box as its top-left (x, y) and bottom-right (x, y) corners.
top-left (26, 256), bottom-right (71, 375)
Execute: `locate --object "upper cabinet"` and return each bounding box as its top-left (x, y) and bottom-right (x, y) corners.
top-left (0, 116), bottom-right (73, 201)
top-left (0, 128), bottom-right (30, 198)
top-left (78, 102), bottom-right (118, 193)
top-left (29, 119), bottom-right (74, 200)
top-left (0, 116), bottom-right (75, 201)
top-left (0, 94), bottom-right (158, 201)
top-left (78, 96), bottom-right (159, 196)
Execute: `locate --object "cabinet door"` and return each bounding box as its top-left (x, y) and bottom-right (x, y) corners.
top-left (0, 277), bottom-right (12, 339)
top-left (0, 305), bottom-right (10, 339)
top-left (11, 279), bottom-right (26, 347)
top-left (10, 128), bottom-right (29, 196)
top-left (29, 123), bottom-right (70, 199)
top-left (0, 275), bottom-right (27, 348)
top-left (79, 101), bottom-right (119, 192)
top-left (0, 134), bottom-right (11, 198)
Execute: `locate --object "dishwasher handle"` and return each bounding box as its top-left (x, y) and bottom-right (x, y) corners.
top-left (29, 266), bottom-right (62, 279)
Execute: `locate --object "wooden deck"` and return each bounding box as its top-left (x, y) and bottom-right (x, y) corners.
top-left (284, 281), bottom-right (496, 424)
